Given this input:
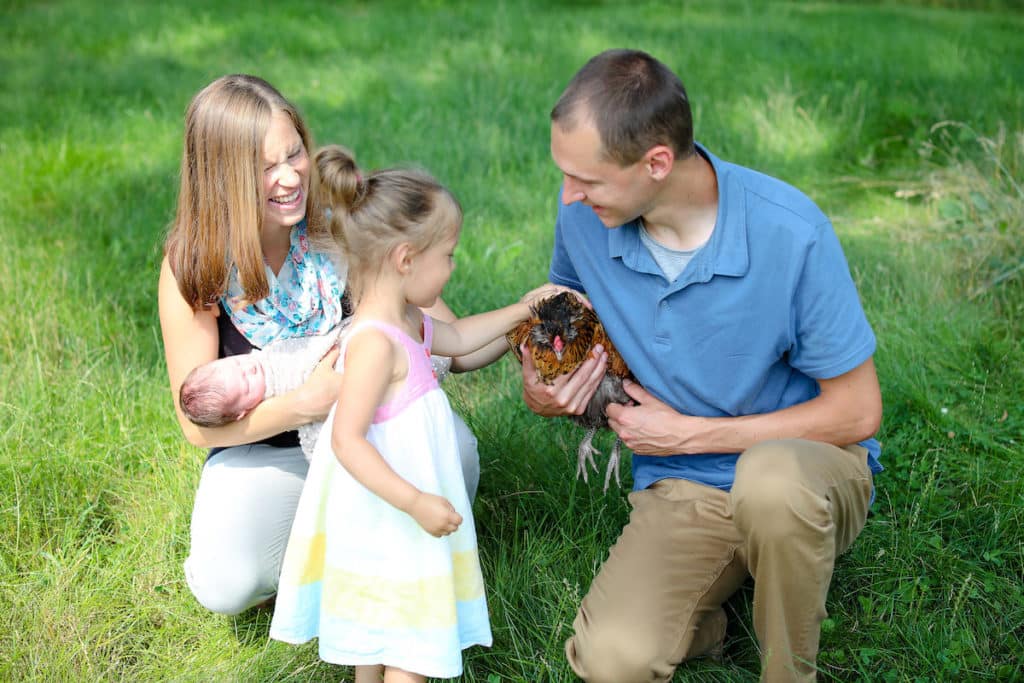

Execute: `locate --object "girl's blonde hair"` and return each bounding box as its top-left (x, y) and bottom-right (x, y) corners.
top-left (164, 74), bottom-right (331, 310)
top-left (316, 145), bottom-right (462, 304)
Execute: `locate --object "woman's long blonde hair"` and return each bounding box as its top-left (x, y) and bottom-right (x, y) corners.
top-left (165, 74), bottom-right (330, 310)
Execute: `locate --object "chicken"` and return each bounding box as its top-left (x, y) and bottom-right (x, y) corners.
top-left (507, 291), bottom-right (635, 492)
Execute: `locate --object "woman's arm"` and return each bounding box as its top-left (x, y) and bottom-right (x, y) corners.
top-left (158, 257), bottom-right (342, 449)
top-left (331, 329), bottom-right (462, 537)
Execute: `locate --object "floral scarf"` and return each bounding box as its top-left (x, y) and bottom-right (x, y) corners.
top-left (221, 221), bottom-right (346, 348)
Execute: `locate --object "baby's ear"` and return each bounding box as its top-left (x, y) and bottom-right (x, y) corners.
top-left (235, 408), bottom-right (251, 421)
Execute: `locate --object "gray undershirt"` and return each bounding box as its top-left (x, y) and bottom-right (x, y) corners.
top-left (639, 224), bottom-right (704, 282)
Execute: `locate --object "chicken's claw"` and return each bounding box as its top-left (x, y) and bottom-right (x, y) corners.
top-left (603, 439), bottom-right (623, 492)
top-left (576, 427), bottom-right (600, 483)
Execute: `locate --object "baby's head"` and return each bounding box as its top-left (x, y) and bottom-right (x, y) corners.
top-left (179, 355), bottom-right (267, 427)
top-left (315, 145), bottom-right (462, 303)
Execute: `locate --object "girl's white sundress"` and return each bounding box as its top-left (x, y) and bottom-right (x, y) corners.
top-left (270, 316), bottom-right (492, 677)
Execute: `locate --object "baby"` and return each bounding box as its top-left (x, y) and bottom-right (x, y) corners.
top-left (179, 324), bottom-right (454, 456)
top-left (179, 327), bottom-right (344, 456)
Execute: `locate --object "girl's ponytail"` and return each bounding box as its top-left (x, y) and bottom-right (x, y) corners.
top-left (316, 145), bottom-right (363, 248)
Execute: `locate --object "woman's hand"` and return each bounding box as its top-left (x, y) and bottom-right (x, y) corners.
top-left (407, 492), bottom-right (463, 537)
top-left (293, 346), bottom-right (343, 421)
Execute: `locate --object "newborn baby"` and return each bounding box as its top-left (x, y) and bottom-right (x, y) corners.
top-left (179, 327), bottom-right (343, 457)
top-left (179, 354), bottom-right (270, 426)
top-left (178, 324), bottom-right (453, 457)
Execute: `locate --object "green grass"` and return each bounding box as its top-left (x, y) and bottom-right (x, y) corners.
top-left (2, 1), bottom-right (1022, 681)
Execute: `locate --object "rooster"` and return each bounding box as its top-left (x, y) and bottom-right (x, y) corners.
top-left (507, 291), bottom-right (635, 491)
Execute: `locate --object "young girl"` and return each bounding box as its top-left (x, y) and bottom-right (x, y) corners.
top-left (270, 146), bottom-right (567, 681)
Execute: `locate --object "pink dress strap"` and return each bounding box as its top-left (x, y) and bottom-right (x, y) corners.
top-left (339, 316), bottom-right (439, 423)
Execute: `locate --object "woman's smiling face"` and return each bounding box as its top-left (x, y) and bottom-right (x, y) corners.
top-left (261, 110), bottom-right (310, 231)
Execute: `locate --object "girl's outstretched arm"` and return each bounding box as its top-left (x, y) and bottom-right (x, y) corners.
top-left (422, 297), bottom-right (508, 372)
top-left (429, 283), bottom-right (570, 358)
top-left (332, 328), bottom-right (462, 537)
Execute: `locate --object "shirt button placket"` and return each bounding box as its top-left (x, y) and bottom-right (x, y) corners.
top-left (655, 298), bottom-right (671, 345)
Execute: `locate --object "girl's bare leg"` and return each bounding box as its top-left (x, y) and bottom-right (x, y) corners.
top-left (383, 666), bottom-right (425, 683)
top-left (354, 664), bottom-right (383, 683)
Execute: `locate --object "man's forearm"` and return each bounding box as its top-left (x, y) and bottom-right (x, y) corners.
top-left (677, 396), bottom-right (880, 455)
top-left (616, 358), bottom-right (882, 456)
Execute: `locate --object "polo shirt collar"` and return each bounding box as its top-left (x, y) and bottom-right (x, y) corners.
top-left (607, 142), bottom-right (750, 287)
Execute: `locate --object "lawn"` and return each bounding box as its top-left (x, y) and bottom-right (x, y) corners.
top-left (1, 1), bottom-right (1022, 681)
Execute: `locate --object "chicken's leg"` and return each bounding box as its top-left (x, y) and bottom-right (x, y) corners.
top-left (576, 427), bottom-right (600, 483)
top-left (603, 438), bottom-right (623, 492)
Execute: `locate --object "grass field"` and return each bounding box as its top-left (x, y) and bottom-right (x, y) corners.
top-left (1, 1), bottom-right (1022, 681)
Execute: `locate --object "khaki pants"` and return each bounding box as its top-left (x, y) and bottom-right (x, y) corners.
top-left (565, 439), bottom-right (874, 683)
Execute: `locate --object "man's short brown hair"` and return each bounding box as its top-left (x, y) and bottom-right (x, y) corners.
top-left (551, 49), bottom-right (695, 166)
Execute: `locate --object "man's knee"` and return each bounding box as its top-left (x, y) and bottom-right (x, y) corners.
top-left (566, 623), bottom-right (673, 683)
top-left (732, 440), bottom-right (827, 540)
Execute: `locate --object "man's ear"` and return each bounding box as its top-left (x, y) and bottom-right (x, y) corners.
top-left (644, 145), bottom-right (674, 181)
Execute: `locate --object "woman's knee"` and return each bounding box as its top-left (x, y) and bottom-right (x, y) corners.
top-left (452, 413), bottom-right (480, 501)
top-left (184, 552), bottom-right (269, 615)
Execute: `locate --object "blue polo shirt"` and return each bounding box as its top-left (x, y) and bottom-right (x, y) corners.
top-left (549, 144), bottom-right (883, 492)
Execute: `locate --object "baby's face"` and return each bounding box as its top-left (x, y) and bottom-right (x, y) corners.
top-left (213, 355), bottom-right (267, 417)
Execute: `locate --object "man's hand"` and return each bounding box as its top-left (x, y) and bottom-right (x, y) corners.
top-left (606, 379), bottom-right (689, 455)
top-left (521, 343), bottom-right (607, 417)
top-left (407, 492), bottom-right (463, 537)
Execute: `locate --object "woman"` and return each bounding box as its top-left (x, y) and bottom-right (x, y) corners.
top-left (159, 74), bottom-right (499, 615)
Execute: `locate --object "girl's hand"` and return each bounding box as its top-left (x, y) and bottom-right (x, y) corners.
top-left (294, 346), bottom-right (343, 421)
top-left (519, 283), bottom-right (588, 309)
top-left (407, 492), bottom-right (463, 537)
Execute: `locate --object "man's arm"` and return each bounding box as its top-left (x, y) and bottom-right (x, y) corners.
top-left (605, 357), bottom-right (882, 455)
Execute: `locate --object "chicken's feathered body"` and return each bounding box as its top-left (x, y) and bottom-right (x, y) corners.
top-left (507, 292), bottom-right (634, 491)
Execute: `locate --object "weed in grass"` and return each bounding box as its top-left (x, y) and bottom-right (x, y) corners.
top-left (914, 121), bottom-right (1024, 304)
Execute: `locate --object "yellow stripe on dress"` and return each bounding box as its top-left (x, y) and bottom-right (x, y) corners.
top-left (280, 532), bottom-right (327, 585)
top-left (309, 549), bottom-right (484, 630)
top-left (451, 549), bottom-right (485, 601)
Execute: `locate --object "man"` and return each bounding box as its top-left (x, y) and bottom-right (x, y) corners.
top-left (519, 49), bottom-right (883, 683)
